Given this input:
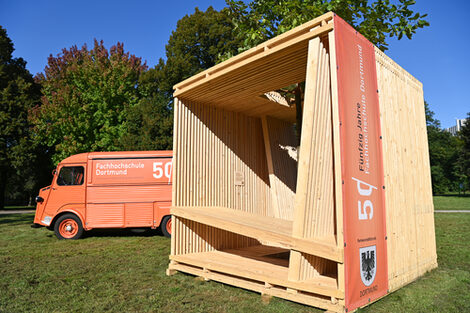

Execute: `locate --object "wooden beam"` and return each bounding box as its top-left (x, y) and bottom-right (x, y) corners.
top-left (170, 250), bottom-right (343, 299)
top-left (261, 115), bottom-right (281, 219)
top-left (328, 29), bottom-right (345, 294)
top-left (289, 36), bottom-right (321, 282)
top-left (168, 260), bottom-right (343, 312)
top-left (171, 206), bottom-right (343, 263)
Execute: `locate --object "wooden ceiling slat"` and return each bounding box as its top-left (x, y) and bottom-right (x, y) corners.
top-left (173, 13), bottom-right (334, 122)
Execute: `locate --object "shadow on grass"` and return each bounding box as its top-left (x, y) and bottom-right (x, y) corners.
top-left (435, 194), bottom-right (470, 197)
top-left (3, 206), bottom-right (35, 210)
top-left (0, 213), bottom-right (34, 226)
top-left (83, 228), bottom-right (165, 239)
top-left (1, 213), bottom-right (167, 239)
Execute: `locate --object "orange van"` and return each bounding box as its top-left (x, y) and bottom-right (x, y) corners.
top-left (32, 151), bottom-right (173, 239)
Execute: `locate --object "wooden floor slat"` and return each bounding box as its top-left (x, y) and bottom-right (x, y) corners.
top-left (170, 245), bottom-right (343, 299)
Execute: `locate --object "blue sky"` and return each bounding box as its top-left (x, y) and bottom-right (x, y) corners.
top-left (1, 0), bottom-right (468, 128)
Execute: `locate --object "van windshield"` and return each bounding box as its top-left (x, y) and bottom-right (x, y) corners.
top-left (57, 166), bottom-right (84, 186)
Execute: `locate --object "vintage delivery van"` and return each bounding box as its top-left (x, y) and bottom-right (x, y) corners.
top-left (32, 151), bottom-right (173, 239)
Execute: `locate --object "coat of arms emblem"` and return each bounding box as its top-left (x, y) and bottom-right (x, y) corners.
top-left (359, 245), bottom-right (376, 286)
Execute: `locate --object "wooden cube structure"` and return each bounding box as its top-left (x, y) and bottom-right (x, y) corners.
top-left (167, 12), bottom-right (437, 312)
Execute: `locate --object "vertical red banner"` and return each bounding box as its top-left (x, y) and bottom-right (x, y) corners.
top-left (334, 16), bottom-right (388, 311)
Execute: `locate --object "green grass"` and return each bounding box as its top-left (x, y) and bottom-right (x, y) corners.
top-left (433, 195), bottom-right (470, 210)
top-left (1, 210), bottom-right (469, 312)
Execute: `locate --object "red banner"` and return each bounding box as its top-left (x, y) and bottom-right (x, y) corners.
top-left (334, 16), bottom-right (388, 311)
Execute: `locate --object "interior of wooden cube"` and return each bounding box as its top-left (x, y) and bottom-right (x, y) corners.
top-left (171, 25), bottom-right (341, 299)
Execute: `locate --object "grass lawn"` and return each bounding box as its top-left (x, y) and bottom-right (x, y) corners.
top-left (433, 195), bottom-right (470, 210)
top-left (1, 211), bottom-right (469, 312)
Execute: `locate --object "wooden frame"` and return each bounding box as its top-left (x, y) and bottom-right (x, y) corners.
top-left (167, 12), bottom-right (437, 312)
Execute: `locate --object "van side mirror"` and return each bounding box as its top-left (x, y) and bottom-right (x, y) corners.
top-left (35, 196), bottom-right (44, 203)
top-left (52, 169), bottom-right (57, 176)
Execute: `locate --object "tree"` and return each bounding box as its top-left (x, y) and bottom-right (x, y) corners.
top-left (225, 0), bottom-right (429, 53)
top-left (458, 112), bottom-right (470, 192)
top-left (156, 6), bottom-right (243, 102)
top-left (0, 26), bottom-right (42, 209)
top-left (425, 102), bottom-right (463, 194)
top-left (31, 40), bottom-right (147, 164)
top-left (118, 69), bottom-right (173, 151)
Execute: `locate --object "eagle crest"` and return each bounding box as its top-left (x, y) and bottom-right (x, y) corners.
top-left (359, 245), bottom-right (377, 286)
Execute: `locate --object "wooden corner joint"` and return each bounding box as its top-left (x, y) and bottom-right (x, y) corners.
top-left (286, 287), bottom-right (298, 295)
top-left (292, 238), bottom-right (344, 263)
top-left (166, 260), bottom-right (179, 276)
top-left (203, 267), bottom-right (211, 281)
top-left (166, 268), bottom-right (178, 276)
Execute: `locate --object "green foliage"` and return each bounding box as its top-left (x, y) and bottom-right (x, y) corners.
top-left (31, 40), bottom-right (147, 164)
top-left (225, 0), bottom-right (429, 54)
top-left (457, 112), bottom-right (470, 190)
top-left (156, 6), bottom-right (243, 102)
top-left (118, 69), bottom-right (173, 151)
top-left (0, 26), bottom-right (42, 209)
top-left (425, 102), bottom-right (464, 194)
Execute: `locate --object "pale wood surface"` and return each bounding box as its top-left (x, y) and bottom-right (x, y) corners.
top-left (170, 245), bottom-right (343, 299)
top-left (327, 29), bottom-right (346, 293)
top-left (173, 100), bottom-right (273, 216)
top-left (261, 116), bottom-right (298, 220)
top-left (168, 261), bottom-right (343, 312)
top-left (375, 47), bottom-right (437, 291)
top-left (172, 206), bottom-right (342, 263)
top-left (289, 36), bottom-right (337, 282)
top-left (172, 14), bottom-right (334, 122)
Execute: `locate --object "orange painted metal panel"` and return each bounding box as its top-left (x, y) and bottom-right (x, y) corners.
top-left (90, 157), bottom-right (172, 185)
top-left (334, 16), bottom-right (388, 311)
top-left (124, 203), bottom-right (154, 227)
top-left (87, 203), bottom-right (125, 228)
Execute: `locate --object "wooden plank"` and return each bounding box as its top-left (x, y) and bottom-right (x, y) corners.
top-left (261, 116), bottom-right (281, 219)
top-left (261, 116), bottom-right (298, 220)
top-left (168, 261), bottom-right (344, 312)
top-left (292, 36), bottom-right (321, 238)
top-left (328, 29), bottom-right (345, 293)
top-left (289, 36), bottom-right (336, 282)
top-left (174, 101), bottom-right (272, 217)
top-left (170, 249), bottom-right (343, 299)
top-left (172, 206), bottom-right (343, 263)
top-left (374, 47), bottom-right (437, 290)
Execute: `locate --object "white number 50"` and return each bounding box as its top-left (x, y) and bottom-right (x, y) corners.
top-left (153, 162), bottom-right (163, 178)
top-left (153, 161), bottom-right (172, 183)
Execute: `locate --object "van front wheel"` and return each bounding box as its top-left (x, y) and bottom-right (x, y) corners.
top-left (161, 215), bottom-right (171, 238)
top-left (54, 214), bottom-right (83, 240)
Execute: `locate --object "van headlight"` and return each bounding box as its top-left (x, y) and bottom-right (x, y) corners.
top-left (41, 216), bottom-right (52, 226)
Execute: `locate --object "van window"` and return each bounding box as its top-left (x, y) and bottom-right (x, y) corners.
top-left (57, 166), bottom-right (84, 186)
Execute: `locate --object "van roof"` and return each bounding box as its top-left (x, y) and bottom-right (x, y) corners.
top-left (60, 151), bottom-right (173, 164)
